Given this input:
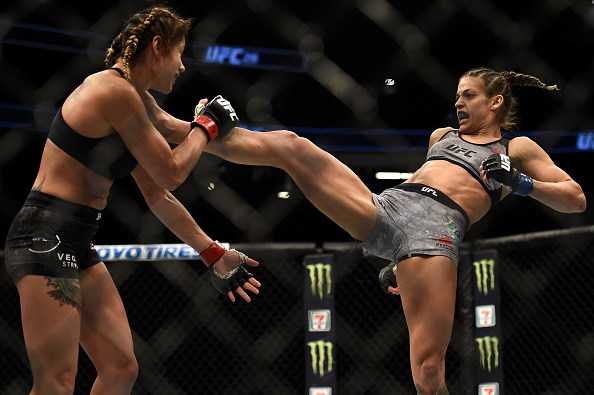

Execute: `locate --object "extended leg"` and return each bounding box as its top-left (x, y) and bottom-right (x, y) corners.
top-left (206, 127), bottom-right (377, 240)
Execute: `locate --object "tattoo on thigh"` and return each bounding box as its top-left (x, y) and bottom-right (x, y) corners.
top-left (415, 383), bottom-right (449, 395)
top-left (45, 277), bottom-right (81, 312)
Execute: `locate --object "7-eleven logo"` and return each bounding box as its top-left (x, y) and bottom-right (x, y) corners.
top-left (308, 309), bottom-right (331, 332)
top-left (309, 388), bottom-right (331, 395)
top-left (478, 382), bottom-right (499, 395)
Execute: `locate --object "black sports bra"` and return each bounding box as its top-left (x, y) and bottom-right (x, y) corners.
top-left (47, 68), bottom-right (138, 179)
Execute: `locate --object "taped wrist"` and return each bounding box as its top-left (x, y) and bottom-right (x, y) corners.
top-left (191, 115), bottom-right (218, 143)
top-left (200, 240), bottom-right (226, 266)
top-left (514, 173), bottom-right (533, 196)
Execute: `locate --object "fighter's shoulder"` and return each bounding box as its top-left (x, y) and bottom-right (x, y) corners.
top-left (429, 127), bottom-right (455, 147)
top-left (508, 136), bottom-right (549, 164)
top-left (508, 136), bottom-right (541, 156)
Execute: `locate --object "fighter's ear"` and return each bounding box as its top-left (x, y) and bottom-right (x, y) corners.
top-left (151, 36), bottom-right (163, 56)
top-left (491, 94), bottom-right (504, 110)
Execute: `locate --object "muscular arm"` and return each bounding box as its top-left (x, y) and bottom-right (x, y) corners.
top-left (104, 82), bottom-right (208, 190)
top-left (132, 165), bottom-right (262, 302)
top-left (139, 91), bottom-right (202, 144)
top-left (510, 137), bottom-right (586, 213)
top-left (132, 165), bottom-right (213, 252)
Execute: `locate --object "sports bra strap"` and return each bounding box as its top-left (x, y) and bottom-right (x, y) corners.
top-left (110, 67), bottom-right (126, 79)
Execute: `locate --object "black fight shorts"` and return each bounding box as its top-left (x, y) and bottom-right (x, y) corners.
top-left (4, 191), bottom-right (103, 281)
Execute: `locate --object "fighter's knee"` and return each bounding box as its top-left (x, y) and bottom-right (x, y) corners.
top-left (420, 359), bottom-right (440, 381)
top-left (268, 130), bottom-right (314, 163)
top-left (417, 356), bottom-right (445, 392)
top-left (33, 368), bottom-right (77, 395)
top-left (117, 357), bottom-right (139, 384)
top-left (273, 129), bottom-right (304, 148)
top-left (121, 357), bottom-right (139, 383)
top-left (97, 356), bottom-right (139, 388)
top-left (56, 371), bottom-right (77, 395)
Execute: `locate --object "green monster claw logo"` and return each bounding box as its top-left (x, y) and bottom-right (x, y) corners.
top-left (473, 259), bottom-right (495, 296)
top-left (476, 336), bottom-right (499, 372)
top-left (306, 263), bottom-right (332, 300)
top-left (307, 341), bottom-right (334, 377)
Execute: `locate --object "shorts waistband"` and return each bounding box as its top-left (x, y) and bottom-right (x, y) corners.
top-left (395, 183), bottom-right (470, 229)
top-left (24, 191), bottom-right (101, 223)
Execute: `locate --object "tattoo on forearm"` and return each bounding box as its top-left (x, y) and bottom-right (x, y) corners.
top-left (32, 175), bottom-right (46, 191)
top-left (45, 277), bottom-right (81, 312)
top-left (415, 383), bottom-right (449, 395)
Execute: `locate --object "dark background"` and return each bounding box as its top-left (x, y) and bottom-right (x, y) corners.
top-left (1, 0), bottom-right (593, 247)
top-left (1, 2), bottom-right (593, 394)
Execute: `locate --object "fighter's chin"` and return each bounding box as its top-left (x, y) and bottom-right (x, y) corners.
top-left (153, 85), bottom-right (174, 94)
top-left (458, 123), bottom-right (472, 134)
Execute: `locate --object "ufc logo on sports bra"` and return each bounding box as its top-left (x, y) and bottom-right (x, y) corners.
top-left (216, 97), bottom-right (239, 121)
top-left (446, 144), bottom-right (477, 158)
top-left (421, 187), bottom-right (438, 196)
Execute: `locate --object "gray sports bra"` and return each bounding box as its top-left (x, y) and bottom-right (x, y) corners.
top-left (426, 129), bottom-right (510, 208)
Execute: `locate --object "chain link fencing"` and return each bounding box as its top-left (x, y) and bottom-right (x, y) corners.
top-left (1, 0), bottom-right (593, 394)
top-left (1, 225), bottom-right (593, 394)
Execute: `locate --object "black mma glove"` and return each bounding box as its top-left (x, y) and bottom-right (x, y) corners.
top-left (378, 261), bottom-right (398, 295)
top-left (209, 249), bottom-right (255, 295)
top-left (482, 153), bottom-right (533, 196)
top-left (191, 95), bottom-right (240, 143)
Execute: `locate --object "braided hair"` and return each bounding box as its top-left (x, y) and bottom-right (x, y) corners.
top-left (104, 5), bottom-right (193, 81)
top-left (461, 67), bottom-right (559, 131)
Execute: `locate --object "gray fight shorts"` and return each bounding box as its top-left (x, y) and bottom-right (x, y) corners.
top-left (359, 183), bottom-right (470, 266)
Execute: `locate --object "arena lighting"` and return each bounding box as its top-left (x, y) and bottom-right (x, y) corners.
top-left (375, 172), bottom-right (414, 180)
top-left (277, 191), bottom-right (290, 199)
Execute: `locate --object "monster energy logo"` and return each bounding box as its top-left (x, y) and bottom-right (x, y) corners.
top-left (473, 259), bottom-right (495, 296)
top-left (476, 336), bottom-right (500, 372)
top-left (306, 264), bottom-right (332, 299)
top-left (307, 341), bottom-right (334, 377)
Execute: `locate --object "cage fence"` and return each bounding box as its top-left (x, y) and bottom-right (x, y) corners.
top-left (1, 225), bottom-right (593, 394)
top-left (1, 1), bottom-right (594, 394)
